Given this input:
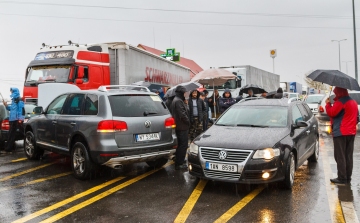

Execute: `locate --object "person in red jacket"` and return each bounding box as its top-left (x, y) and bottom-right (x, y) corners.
top-left (325, 87), bottom-right (358, 184)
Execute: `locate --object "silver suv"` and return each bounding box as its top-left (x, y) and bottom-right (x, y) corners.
top-left (24, 85), bottom-right (177, 180)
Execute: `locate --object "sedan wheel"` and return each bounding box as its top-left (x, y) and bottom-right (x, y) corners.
top-left (283, 152), bottom-right (295, 189)
top-left (308, 138), bottom-right (319, 162)
top-left (24, 131), bottom-right (44, 160)
top-left (71, 142), bottom-right (93, 180)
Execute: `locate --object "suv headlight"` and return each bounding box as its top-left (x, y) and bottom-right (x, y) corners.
top-left (253, 148), bottom-right (280, 160)
top-left (189, 143), bottom-right (199, 155)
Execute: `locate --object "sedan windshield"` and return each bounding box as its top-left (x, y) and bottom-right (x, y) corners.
top-left (216, 106), bottom-right (288, 127)
top-left (26, 65), bottom-right (71, 83)
top-left (305, 95), bottom-right (324, 104)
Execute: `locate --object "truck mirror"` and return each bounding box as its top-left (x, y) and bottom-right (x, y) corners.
top-left (78, 66), bottom-right (84, 79)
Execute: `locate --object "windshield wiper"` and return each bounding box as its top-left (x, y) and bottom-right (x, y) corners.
top-left (236, 124), bottom-right (269, 128)
top-left (144, 111), bottom-right (158, 116)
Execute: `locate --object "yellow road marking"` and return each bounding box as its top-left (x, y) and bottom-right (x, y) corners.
top-left (11, 158), bottom-right (28, 163)
top-left (39, 162), bottom-right (173, 223)
top-left (0, 162), bottom-right (56, 182)
top-left (12, 176), bottom-right (126, 223)
top-left (174, 179), bottom-right (207, 223)
top-left (319, 137), bottom-right (345, 223)
top-left (0, 172), bottom-right (72, 192)
top-left (214, 186), bottom-right (264, 223)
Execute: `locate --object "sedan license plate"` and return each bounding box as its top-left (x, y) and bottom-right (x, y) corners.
top-left (205, 162), bottom-right (237, 173)
top-left (136, 133), bottom-right (160, 142)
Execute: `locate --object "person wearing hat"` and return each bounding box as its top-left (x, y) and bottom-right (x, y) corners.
top-left (171, 85), bottom-right (190, 170)
top-left (3, 87), bottom-right (24, 152)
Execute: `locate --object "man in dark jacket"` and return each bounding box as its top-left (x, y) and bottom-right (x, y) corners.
top-left (219, 88), bottom-right (236, 113)
top-left (326, 87), bottom-right (358, 184)
top-left (171, 86), bottom-right (190, 170)
top-left (188, 90), bottom-right (205, 140)
top-left (274, 87), bottom-right (283, 99)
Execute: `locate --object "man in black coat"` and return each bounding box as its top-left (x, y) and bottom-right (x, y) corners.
top-left (274, 87), bottom-right (284, 99)
top-left (171, 86), bottom-right (190, 170)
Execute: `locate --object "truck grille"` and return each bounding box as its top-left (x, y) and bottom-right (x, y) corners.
top-left (204, 169), bottom-right (241, 181)
top-left (25, 98), bottom-right (37, 104)
top-left (200, 147), bottom-right (252, 163)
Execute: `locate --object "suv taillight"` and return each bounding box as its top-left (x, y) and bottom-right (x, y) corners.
top-left (319, 106), bottom-right (324, 113)
top-left (1, 120), bottom-right (9, 130)
top-left (165, 117), bottom-right (176, 129)
top-left (97, 120), bottom-right (128, 132)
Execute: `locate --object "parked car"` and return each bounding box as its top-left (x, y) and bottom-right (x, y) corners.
top-left (23, 85), bottom-right (177, 180)
top-left (317, 91), bottom-right (360, 122)
top-left (304, 94), bottom-right (325, 114)
top-left (188, 98), bottom-right (319, 189)
top-left (0, 103), bottom-right (37, 149)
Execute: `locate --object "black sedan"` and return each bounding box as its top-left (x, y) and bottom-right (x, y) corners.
top-left (188, 98), bottom-right (319, 189)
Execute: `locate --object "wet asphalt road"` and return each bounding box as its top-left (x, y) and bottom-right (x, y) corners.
top-left (0, 124), bottom-right (359, 223)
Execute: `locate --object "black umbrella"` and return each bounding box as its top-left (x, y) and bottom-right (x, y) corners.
top-left (307, 70), bottom-right (360, 90)
top-left (164, 81), bottom-right (202, 98)
top-left (239, 84), bottom-right (266, 94)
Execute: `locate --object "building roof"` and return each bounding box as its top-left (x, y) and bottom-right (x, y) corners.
top-left (137, 44), bottom-right (203, 77)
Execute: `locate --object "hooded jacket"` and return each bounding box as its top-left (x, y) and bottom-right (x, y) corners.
top-left (219, 89), bottom-right (236, 113)
top-left (188, 90), bottom-right (205, 123)
top-left (6, 87), bottom-right (24, 121)
top-left (274, 87), bottom-right (283, 99)
top-left (325, 87), bottom-right (358, 137)
top-left (171, 86), bottom-right (190, 131)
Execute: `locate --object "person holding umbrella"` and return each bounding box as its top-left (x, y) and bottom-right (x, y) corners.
top-left (325, 87), bottom-right (358, 184)
top-left (188, 90), bottom-right (205, 140)
top-left (208, 88), bottom-right (221, 118)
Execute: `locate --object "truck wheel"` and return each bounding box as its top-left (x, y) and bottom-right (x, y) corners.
top-left (146, 157), bottom-right (168, 168)
top-left (308, 138), bottom-right (319, 162)
top-left (283, 152), bottom-right (295, 189)
top-left (24, 131), bottom-right (44, 160)
top-left (71, 142), bottom-right (94, 180)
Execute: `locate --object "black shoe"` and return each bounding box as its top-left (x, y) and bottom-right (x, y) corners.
top-left (175, 164), bottom-right (188, 170)
top-left (330, 178), bottom-right (346, 185)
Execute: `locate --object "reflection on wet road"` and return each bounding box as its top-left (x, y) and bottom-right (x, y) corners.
top-left (0, 128), bottom-right (358, 222)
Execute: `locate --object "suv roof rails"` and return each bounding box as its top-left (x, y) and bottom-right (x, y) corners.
top-left (238, 97), bottom-right (265, 103)
top-left (98, 85), bottom-right (150, 92)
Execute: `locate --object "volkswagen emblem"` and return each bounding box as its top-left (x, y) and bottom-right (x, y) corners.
top-left (144, 120), bottom-right (151, 128)
top-left (218, 151), bottom-right (227, 160)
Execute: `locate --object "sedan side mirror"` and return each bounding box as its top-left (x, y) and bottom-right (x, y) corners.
top-left (33, 106), bottom-right (43, 115)
top-left (296, 120), bottom-right (308, 128)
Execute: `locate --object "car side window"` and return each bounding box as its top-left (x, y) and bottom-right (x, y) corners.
top-left (47, 94), bottom-right (68, 115)
top-left (302, 103), bottom-right (313, 119)
top-left (292, 105), bottom-right (303, 124)
top-left (84, 94), bottom-right (98, 116)
top-left (62, 94), bottom-right (85, 115)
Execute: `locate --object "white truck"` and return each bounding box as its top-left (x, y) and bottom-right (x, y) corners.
top-left (204, 65), bottom-right (280, 97)
top-left (24, 42), bottom-right (192, 104)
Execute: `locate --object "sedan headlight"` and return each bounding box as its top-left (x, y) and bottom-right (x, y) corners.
top-left (253, 148), bottom-right (280, 160)
top-left (189, 143), bottom-right (199, 155)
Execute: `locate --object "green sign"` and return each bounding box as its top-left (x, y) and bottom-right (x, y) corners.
top-left (160, 48), bottom-right (180, 62)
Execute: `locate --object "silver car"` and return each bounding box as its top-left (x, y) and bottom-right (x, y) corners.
top-left (304, 94), bottom-right (325, 114)
top-left (23, 85), bottom-right (177, 180)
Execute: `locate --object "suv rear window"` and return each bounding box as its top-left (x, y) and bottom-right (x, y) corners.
top-left (108, 95), bottom-right (169, 117)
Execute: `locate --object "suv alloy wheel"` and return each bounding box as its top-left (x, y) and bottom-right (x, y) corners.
top-left (71, 142), bottom-right (94, 180)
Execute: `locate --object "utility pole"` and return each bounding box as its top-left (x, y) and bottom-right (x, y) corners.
top-left (353, 0), bottom-right (358, 81)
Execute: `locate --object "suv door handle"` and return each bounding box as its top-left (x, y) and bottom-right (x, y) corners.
top-left (70, 122), bottom-right (76, 126)
top-left (306, 130), bottom-right (310, 134)
top-left (313, 125), bottom-right (316, 129)
top-left (52, 121), bottom-right (57, 124)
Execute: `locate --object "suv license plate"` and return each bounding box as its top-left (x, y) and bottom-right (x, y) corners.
top-left (205, 162), bottom-right (237, 173)
top-left (136, 133), bottom-right (160, 142)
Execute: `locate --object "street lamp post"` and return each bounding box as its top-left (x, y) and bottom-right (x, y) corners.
top-left (331, 39), bottom-right (347, 71)
top-left (342, 61), bottom-right (352, 74)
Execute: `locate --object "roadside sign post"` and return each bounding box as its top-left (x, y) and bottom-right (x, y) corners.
top-left (160, 48), bottom-right (180, 62)
top-left (270, 49), bottom-right (277, 74)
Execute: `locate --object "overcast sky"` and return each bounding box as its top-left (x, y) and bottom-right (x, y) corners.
top-left (0, 0), bottom-right (358, 99)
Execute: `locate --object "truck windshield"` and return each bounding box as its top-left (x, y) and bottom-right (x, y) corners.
top-left (26, 65), bottom-right (71, 83)
top-left (204, 79), bottom-right (237, 90)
